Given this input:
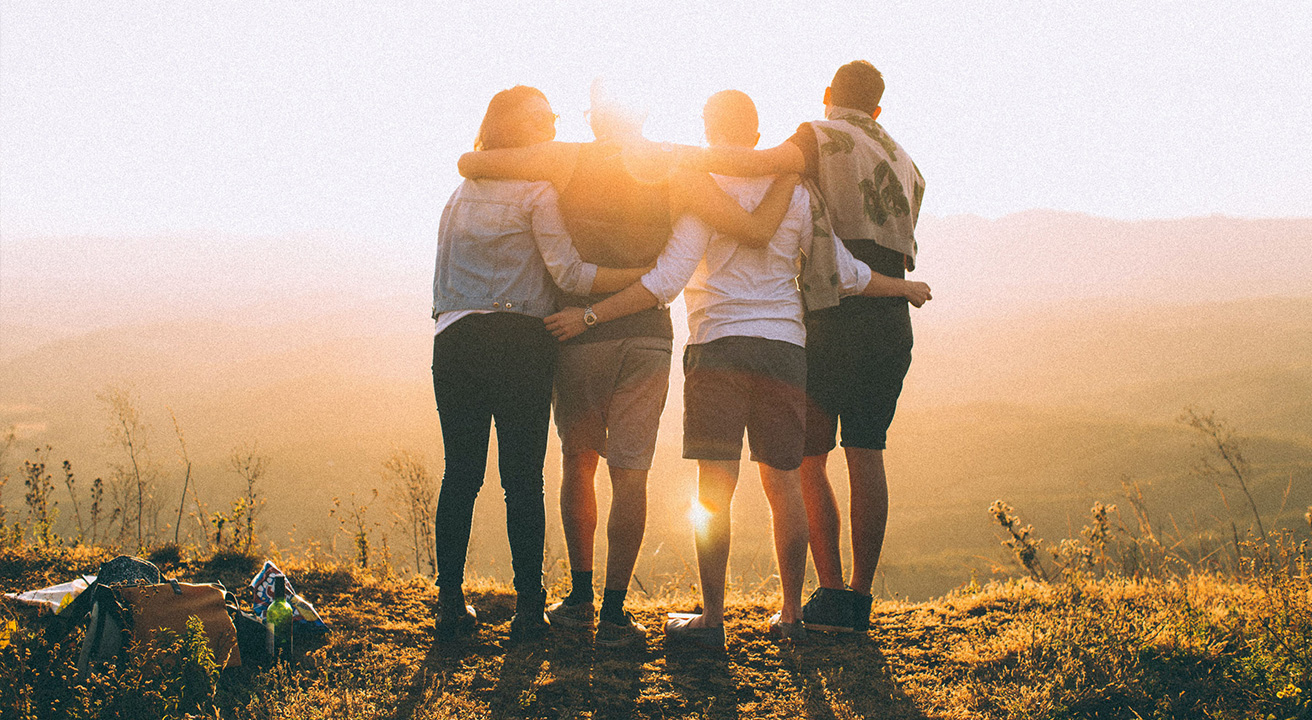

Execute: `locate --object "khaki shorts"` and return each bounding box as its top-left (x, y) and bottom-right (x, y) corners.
top-left (553, 336), bottom-right (673, 471)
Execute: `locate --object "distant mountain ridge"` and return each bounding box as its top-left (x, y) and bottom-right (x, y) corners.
top-left (3, 212), bottom-right (1309, 340)
top-left (2, 213), bottom-right (1309, 599)
top-left (914, 211), bottom-right (1311, 317)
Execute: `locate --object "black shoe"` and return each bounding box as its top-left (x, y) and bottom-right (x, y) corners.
top-left (509, 590), bottom-right (550, 642)
top-left (802, 587), bottom-right (856, 633)
top-left (596, 611), bottom-right (647, 648)
top-left (434, 592), bottom-right (478, 642)
top-left (852, 591), bottom-right (873, 633)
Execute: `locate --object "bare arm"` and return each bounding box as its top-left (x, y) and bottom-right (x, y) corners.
top-left (861, 273), bottom-right (933, 307)
top-left (669, 171), bottom-right (798, 248)
top-left (591, 265), bottom-right (652, 294)
top-left (545, 215), bottom-right (709, 340)
top-left (677, 140), bottom-right (806, 178)
top-left (544, 281), bottom-right (663, 341)
top-left (528, 184), bottom-right (649, 296)
top-left (457, 142), bottom-right (579, 189)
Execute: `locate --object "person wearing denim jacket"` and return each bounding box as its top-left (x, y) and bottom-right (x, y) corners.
top-left (430, 86), bottom-right (647, 643)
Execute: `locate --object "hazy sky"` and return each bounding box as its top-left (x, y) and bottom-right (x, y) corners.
top-left (2, 1), bottom-right (1310, 247)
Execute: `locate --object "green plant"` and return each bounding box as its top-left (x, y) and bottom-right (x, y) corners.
top-left (383, 448), bottom-right (437, 576)
top-left (60, 460), bottom-right (86, 544)
top-left (85, 474), bottom-right (106, 547)
top-left (22, 446), bottom-right (57, 549)
top-left (1180, 406), bottom-right (1268, 546)
top-left (0, 426), bottom-right (15, 546)
top-left (209, 496), bottom-right (253, 552)
top-left (332, 490), bottom-right (378, 568)
top-left (99, 385), bottom-right (161, 551)
top-left (168, 410), bottom-right (207, 548)
top-left (990, 500), bottom-right (1049, 582)
top-left (228, 442), bottom-right (268, 554)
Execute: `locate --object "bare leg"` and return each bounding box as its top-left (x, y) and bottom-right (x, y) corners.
top-left (800, 453), bottom-right (845, 589)
top-left (560, 451), bottom-right (600, 575)
top-left (758, 464), bottom-right (808, 623)
top-left (603, 466), bottom-right (648, 591)
top-left (687, 459), bottom-right (738, 628)
top-left (845, 447), bottom-right (889, 595)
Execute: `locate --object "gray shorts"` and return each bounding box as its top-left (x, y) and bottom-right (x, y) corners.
top-left (553, 336), bottom-right (673, 471)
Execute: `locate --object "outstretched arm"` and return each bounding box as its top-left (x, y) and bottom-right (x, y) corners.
top-left (669, 171), bottom-right (798, 249)
top-left (457, 142), bottom-right (579, 188)
top-left (861, 273), bottom-right (933, 307)
top-left (677, 140), bottom-right (806, 178)
top-left (528, 184), bottom-right (651, 296)
top-left (545, 214), bottom-right (710, 340)
top-left (544, 282), bottom-right (663, 341)
top-left (591, 265), bottom-right (652, 293)
top-left (825, 226), bottom-right (932, 307)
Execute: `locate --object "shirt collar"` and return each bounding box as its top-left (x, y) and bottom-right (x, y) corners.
top-left (825, 106), bottom-right (871, 122)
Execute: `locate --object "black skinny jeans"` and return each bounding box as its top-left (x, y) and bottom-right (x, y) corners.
top-left (432, 312), bottom-right (557, 598)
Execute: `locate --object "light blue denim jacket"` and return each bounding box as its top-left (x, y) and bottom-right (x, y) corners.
top-left (432, 179), bottom-right (598, 320)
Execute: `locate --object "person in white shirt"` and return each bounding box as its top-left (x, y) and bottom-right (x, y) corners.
top-left (545, 90), bottom-right (931, 647)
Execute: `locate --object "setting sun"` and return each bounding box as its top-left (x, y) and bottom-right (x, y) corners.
top-left (2, 3), bottom-right (1309, 717)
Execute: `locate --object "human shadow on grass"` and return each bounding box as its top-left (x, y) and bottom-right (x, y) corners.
top-left (782, 633), bottom-right (929, 720)
top-left (491, 624), bottom-right (648, 720)
top-left (386, 590), bottom-right (514, 720)
top-left (664, 646), bottom-right (742, 720)
top-left (387, 594), bottom-right (644, 720)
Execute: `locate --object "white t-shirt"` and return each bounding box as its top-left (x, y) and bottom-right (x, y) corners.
top-left (639, 176), bottom-right (872, 347)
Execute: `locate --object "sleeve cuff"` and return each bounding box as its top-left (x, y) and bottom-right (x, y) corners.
top-left (851, 263), bottom-right (873, 297)
top-left (639, 272), bottom-right (674, 308)
top-left (576, 263), bottom-right (599, 296)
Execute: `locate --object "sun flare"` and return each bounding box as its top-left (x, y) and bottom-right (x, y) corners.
top-left (688, 494), bottom-right (713, 533)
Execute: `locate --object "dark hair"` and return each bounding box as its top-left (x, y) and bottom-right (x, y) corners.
top-left (474, 85), bottom-right (551, 151)
top-left (830, 60), bottom-right (884, 113)
top-left (703, 90), bottom-right (758, 145)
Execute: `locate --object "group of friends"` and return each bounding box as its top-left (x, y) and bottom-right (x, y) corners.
top-left (430, 60), bottom-right (931, 649)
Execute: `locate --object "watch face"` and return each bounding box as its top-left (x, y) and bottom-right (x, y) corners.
top-left (583, 307), bottom-right (597, 326)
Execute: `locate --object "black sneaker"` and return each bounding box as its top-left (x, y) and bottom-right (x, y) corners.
top-left (509, 591), bottom-right (550, 642)
top-left (596, 611), bottom-right (648, 648)
top-left (434, 596), bottom-right (478, 642)
top-left (801, 587), bottom-right (856, 633)
top-left (852, 591), bottom-right (873, 633)
top-left (546, 599), bottom-right (596, 628)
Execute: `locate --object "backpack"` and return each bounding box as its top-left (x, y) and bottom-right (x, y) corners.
top-left (51, 556), bottom-right (244, 672)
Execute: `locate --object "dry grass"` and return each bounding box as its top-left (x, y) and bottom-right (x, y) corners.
top-left (2, 547), bottom-right (1309, 719)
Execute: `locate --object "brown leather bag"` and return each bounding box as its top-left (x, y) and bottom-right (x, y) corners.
top-left (117, 580), bottom-right (242, 668)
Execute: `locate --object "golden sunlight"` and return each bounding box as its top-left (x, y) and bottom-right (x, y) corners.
top-left (687, 493), bottom-right (713, 534)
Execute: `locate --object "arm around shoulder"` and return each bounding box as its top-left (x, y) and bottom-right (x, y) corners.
top-left (457, 142), bottom-right (578, 186)
top-left (861, 272), bottom-right (933, 307)
top-left (671, 171), bottom-right (799, 248)
top-left (683, 141), bottom-right (805, 178)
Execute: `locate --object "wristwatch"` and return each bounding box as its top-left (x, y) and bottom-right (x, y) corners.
top-left (582, 306), bottom-right (598, 328)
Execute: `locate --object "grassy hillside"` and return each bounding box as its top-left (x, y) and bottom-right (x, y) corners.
top-left (2, 543), bottom-right (1309, 720)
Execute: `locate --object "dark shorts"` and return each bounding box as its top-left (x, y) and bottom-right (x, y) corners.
top-left (804, 296), bottom-right (913, 455)
top-left (683, 336), bottom-right (807, 471)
